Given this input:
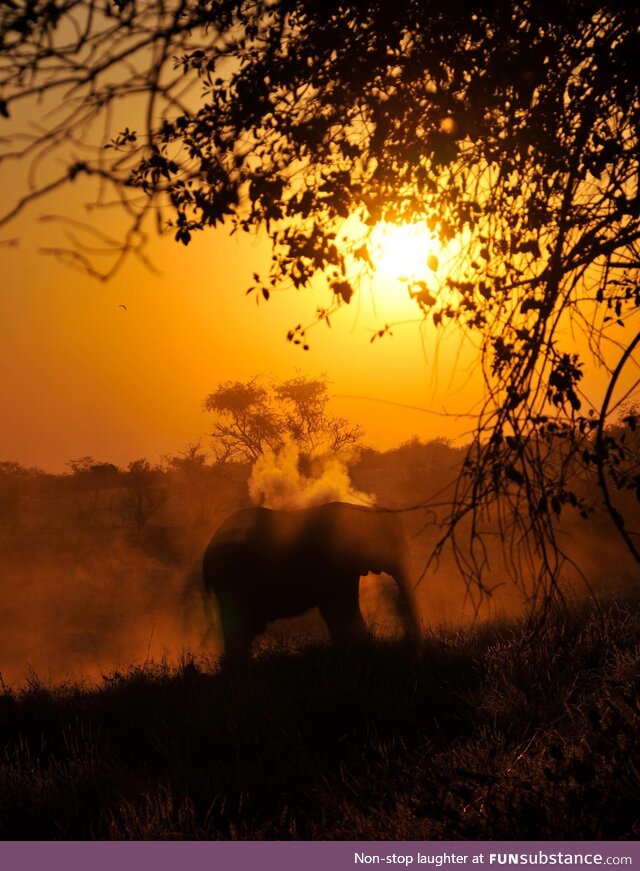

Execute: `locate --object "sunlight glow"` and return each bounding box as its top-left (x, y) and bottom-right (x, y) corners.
top-left (370, 222), bottom-right (441, 282)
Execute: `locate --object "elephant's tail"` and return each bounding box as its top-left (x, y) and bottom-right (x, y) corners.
top-left (180, 559), bottom-right (203, 605)
top-left (395, 566), bottom-right (422, 638)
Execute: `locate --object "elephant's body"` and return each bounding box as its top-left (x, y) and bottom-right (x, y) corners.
top-left (202, 501), bottom-right (420, 660)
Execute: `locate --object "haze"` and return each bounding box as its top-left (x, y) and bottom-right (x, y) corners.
top-left (2, 210), bottom-right (486, 472)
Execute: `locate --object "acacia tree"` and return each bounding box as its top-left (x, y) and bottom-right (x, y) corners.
top-left (2, 0), bottom-right (639, 600)
top-left (204, 376), bottom-right (362, 463)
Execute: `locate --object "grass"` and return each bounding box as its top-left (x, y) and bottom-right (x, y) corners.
top-left (0, 599), bottom-right (638, 840)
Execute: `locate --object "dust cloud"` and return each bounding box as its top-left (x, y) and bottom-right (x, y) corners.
top-left (0, 531), bottom-right (209, 688)
top-left (1, 437), bottom-right (636, 686)
top-left (248, 442), bottom-right (374, 509)
top-left (0, 445), bottom-right (382, 687)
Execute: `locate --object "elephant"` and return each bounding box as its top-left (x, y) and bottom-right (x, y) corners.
top-left (202, 501), bottom-right (421, 661)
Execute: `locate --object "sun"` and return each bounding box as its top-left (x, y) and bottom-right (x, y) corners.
top-left (338, 216), bottom-right (445, 317)
top-left (370, 222), bottom-right (441, 282)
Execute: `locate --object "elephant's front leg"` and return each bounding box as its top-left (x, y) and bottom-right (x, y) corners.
top-left (318, 573), bottom-right (368, 644)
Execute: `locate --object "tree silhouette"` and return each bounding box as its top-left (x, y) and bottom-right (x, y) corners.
top-left (204, 376), bottom-right (361, 463)
top-left (66, 456), bottom-right (122, 528)
top-left (122, 458), bottom-right (168, 531)
top-left (166, 442), bottom-right (223, 525)
top-left (2, 0), bottom-right (639, 598)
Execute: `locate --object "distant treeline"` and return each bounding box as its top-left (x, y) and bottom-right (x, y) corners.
top-left (0, 436), bottom-right (637, 685)
top-left (1, 434), bottom-right (637, 605)
top-left (0, 439), bottom-right (465, 538)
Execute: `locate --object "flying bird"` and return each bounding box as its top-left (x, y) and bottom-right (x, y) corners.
top-left (118, 304), bottom-right (127, 311)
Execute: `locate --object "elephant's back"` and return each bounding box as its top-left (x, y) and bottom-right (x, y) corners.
top-left (203, 506), bottom-right (297, 564)
top-left (204, 507), bottom-right (266, 561)
top-left (202, 501), bottom-right (388, 583)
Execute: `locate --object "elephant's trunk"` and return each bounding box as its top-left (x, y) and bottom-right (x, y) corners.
top-left (364, 508), bottom-right (421, 638)
top-left (393, 565), bottom-right (421, 638)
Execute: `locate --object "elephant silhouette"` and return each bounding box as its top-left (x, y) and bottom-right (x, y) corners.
top-left (202, 501), bottom-right (421, 661)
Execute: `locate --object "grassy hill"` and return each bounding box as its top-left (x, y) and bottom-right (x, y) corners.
top-left (1, 599), bottom-right (638, 840)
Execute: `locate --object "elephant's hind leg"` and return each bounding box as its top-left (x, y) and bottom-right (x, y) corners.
top-left (319, 574), bottom-right (368, 644)
top-left (218, 598), bottom-right (256, 666)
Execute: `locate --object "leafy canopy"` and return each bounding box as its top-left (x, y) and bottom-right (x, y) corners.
top-left (204, 375), bottom-right (362, 463)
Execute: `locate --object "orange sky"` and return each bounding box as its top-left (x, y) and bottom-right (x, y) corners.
top-left (1, 194), bottom-right (489, 472)
top-left (1, 16), bottom-right (638, 478)
top-left (2, 153), bottom-right (632, 474)
top-left (3, 52), bottom-right (636, 476)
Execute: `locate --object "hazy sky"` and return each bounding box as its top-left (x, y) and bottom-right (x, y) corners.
top-left (0, 16), bottom-right (482, 473)
top-left (2, 42), bottom-right (634, 476)
top-left (1, 187), bottom-right (488, 472)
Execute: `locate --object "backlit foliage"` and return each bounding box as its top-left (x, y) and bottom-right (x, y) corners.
top-left (203, 375), bottom-right (362, 462)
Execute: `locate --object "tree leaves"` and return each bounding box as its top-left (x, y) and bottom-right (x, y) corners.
top-left (331, 280), bottom-right (353, 304)
top-left (203, 376), bottom-right (361, 461)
